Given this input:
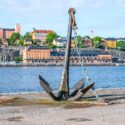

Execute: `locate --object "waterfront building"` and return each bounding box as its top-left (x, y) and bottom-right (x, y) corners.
top-left (22, 47), bottom-right (112, 65)
top-left (109, 49), bottom-right (125, 62)
top-left (31, 29), bottom-right (54, 45)
top-left (50, 49), bottom-right (112, 65)
top-left (23, 46), bottom-right (51, 64)
top-left (105, 38), bottom-right (116, 48)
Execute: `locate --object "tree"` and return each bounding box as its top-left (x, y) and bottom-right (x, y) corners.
top-left (46, 32), bottom-right (57, 46)
top-left (116, 40), bottom-right (125, 50)
top-left (84, 35), bottom-right (90, 39)
top-left (17, 36), bottom-right (24, 46)
top-left (76, 35), bottom-right (83, 48)
top-left (9, 32), bottom-right (20, 45)
top-left (0, 38), bottom-right (2, 46)
top-left (15, 57), bottom-right (23, 63)
top-left (48, 45), bottom-right (57, 49)
top-left (93, 36), bottom-right (102, 48)
top-left (24, 32), bottom-right (33, 42)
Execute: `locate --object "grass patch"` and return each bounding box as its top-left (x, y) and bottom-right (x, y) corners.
top-left (0, 97), bottom-right (108, 108)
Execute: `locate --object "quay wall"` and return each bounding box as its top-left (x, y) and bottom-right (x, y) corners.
top-left (0, 63), bottom-right (122, 67)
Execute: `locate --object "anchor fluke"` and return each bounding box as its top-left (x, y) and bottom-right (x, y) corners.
top-left (39, 75), bottom-right (59, 100)
top-left (68, 83), bottom-right (95, 101)
top-left (70, 79), bottom-right (85, 97)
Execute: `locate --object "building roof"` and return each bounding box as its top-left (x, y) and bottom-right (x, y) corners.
top-left (26, 46), bottom-right (50, 50)
top-left (55, 38), bottom-right (67, 43)
top-left (51, 50), bottom-right (111, 57)
top-left (0, 28), bottom-right (15, 31)
top-left (32, 30), bottom-right (54, 34)
top-left (105, 38), bottom-right (117, 41)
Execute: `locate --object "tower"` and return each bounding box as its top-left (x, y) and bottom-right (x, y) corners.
top-left (15, 23), bottom-right (21, 34)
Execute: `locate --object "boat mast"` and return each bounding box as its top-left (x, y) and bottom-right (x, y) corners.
top-left (58, 8), bottom-right (76, 98)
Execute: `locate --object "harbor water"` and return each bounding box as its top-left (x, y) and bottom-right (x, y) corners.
top-left (0, 66), bottom-right (125, 94)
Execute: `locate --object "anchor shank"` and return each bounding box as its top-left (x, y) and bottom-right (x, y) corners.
top-left (58, 8), bottom-right (76, 97)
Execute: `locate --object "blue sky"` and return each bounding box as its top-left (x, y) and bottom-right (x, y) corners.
top-left (0, 0), bottom-right (125, 37)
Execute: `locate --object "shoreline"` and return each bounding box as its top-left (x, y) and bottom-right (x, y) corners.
top-left (0, 63), bottom-right (124, 67)
top-left (1, 87), bottom-right (125, 96)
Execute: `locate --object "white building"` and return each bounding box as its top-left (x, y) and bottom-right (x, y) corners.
top-left (53, 37), bottom-right (67, 47)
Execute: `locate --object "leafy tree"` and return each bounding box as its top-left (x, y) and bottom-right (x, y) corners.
top-left (15, 57), bottom-right (23, 63)
top-left (116, 40), bottom-right (125, 50)
top-left (93, 36), bottom-right (102, 48)
top-left (75, 35), bottom-right (83, 48)
top-left (48, 45), bottom-right (57, 49)
top-left (17, 36), bottom-right (24, 46)
top-left (46, 32), bottom-right (57, 46)
top-left (84, 35), bottom-right (90, 39)
top-left (9, 32), bottom-right (20, 45)
top-left (0, 38), bottom-right (2, 46)
top-left (24, 32), bottom-right (33, 42)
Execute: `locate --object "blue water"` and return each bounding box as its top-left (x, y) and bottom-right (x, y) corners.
top-left (0, 66), bottom-right (125, 93)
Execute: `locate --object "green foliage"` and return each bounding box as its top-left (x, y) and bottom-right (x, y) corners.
top-left (0, 39), bottom-right (2, 46)
top-left (24, 32), bottom-right (33, 42)
top-left (76, 35), bottom-right (83, 48)
top-left (9, 32), bottom-right (20, 45)
top-left (93, 36), bottom-right (102, 48)
top-left (15, 57), bottom-right (23, 63)
top-left (46, 32), bottom-right (57, 45)
top-left (84, 35), bottom-right (90, 39)
top-left (17, 36), bottom-right (24, 46)
top-left (48, 45), bottom-right (57, 49)
top-left (116, 40), bottom-right (125, 50)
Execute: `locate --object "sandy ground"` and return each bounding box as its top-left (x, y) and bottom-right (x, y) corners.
top-left (0, 88), bottom-right (125, 125)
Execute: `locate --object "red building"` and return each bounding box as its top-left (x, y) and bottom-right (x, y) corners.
top-left (0, 23), bottom-right (21, 39)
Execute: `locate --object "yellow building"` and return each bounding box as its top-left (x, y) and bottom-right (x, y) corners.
top-left (105, 40), bottom-right (116, 48)
top-left (31, 30), bottom-right (54, 43)
top-left (71, 39), bottom-right (76, 48)
top-left (23, 47), bottom-right (51, 64)
top-left (23, 39), bottom-right (32, 46)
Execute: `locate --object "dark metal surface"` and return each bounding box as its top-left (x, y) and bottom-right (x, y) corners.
top-left (39, 8), bottom-right (94, 101)
top-left (70, 79), bottom-right (85, 97)
top-left (68, 83), bottom-right (95, 101)
top-left (39, 75), bottom-right (58, 100)
top-left (58, 8), bottom-right (77, 98)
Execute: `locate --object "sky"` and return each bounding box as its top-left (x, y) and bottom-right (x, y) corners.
top-left (0, 0), bottom-right (125, 37)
